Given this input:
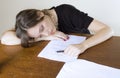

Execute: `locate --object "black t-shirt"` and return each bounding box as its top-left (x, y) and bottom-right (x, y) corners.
top-left (52, 4), bottom-right (94, 34)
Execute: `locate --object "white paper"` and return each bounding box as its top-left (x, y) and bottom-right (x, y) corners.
top-left (56, 59), bottom-right (120, 78)
top-left (38, 35), bottom-right (86, 62)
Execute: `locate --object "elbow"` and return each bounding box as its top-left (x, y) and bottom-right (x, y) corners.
top-left (103, 26), bottom-right (114, 39)
top-left (106, 26), bottom-right (114, 37)
top-left (0, 31), bottom-right (21, 45)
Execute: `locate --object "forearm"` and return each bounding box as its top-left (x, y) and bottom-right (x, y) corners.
top-left (34, 31), bottom-right (68, 41)
top-left (81, 27), bottom-right (113, 49)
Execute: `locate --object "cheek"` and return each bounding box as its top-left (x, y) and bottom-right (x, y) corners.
top-left (43, 20), bottom-right (53, 28)
top-left (42, 20), bottom-right (56, 34)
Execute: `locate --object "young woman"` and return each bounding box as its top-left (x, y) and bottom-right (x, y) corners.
top-left (1, 4), bottom-right (113, 57)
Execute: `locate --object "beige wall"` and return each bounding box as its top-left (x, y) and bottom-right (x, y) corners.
top-left (0, 0), bottom-right (120, 38)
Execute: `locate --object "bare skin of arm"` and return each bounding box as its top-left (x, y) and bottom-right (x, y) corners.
top-left (64, 19), bottom-right (114, 57)
top-left (1, 19), bottom-right (113, 57)
top-left (0, 30), bottom-right (67, 45)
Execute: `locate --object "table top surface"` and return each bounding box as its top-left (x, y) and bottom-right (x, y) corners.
top-left (0, 34), bottom-right (120, 78)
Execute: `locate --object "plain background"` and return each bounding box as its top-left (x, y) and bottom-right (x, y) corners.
top-left (0, 0), bottom-right (120, 39)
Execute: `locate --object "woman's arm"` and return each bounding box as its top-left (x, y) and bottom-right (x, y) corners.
top-left (64, 19), bottom-right (114, 57)
top-left (35, 31), bottom-right (68, 41)
top-left (1, 30), bottom-right (68, 46)
top-left (1, 30), bottom-right (21, 45)
top-left (82, 19), bottom-right (113, 49)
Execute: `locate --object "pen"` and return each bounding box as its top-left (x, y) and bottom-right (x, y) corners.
top-left (56, 50), bottom-right (64, 53)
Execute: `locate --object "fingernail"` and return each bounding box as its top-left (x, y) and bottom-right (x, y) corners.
top-left (67, 36), bottom-right (69, 39)
top-left (64, 39), bottom-right (67, 41)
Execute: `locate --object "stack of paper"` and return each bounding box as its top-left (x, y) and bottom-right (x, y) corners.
top-left (56, 59), bottom-right (120, 78)
top-left (38, 35), bottom-right (86, 62)
top-left (37, 35), bottom-right (120, 78)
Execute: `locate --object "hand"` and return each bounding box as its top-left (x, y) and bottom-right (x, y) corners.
top-left (35, 31), bottom-right (69, 41)
top-left (64, 43), bottom-right (87, 57)
top-left (53, 31), bottom-right (69, 41)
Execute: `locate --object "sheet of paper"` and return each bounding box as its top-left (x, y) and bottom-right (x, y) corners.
top-left (38, 35), bottom-right (86, 62)
top-left (56, 59), bottom-right (120, 78)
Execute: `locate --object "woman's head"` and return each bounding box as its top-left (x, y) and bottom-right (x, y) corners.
top-left (15, 9), bottom-right (57, 47)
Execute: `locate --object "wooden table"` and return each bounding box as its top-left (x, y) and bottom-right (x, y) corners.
top-left (0, 34), bottom-right (120, 78)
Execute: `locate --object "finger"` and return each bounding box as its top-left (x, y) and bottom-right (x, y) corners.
top-left (66, 49), bottom-right (78, 57)
top-left (64, 47), bottom-right (73, 56)
top-left (64, 45), bottom-right (80, 57)
top-left (72, 51), bottom-right (79, 57)
top-left (40, 35), bottom-right (63, 40)
top-left (54, 31), bottom-right (68, 40)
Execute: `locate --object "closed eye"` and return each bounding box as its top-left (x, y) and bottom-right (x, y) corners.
top-left (39, 25), bottom-right (44, 33)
